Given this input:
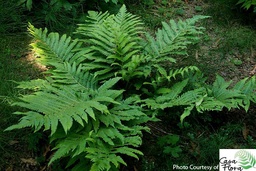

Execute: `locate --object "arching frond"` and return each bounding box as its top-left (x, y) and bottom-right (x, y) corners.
top-left (29, 23), bottom-right (92, 68)
top-left (76, 5), bottom-right (144, 81)
top-left (144, 15), bottom-right (209, 63)
top-left (198, 75), bottom-right (256, 112)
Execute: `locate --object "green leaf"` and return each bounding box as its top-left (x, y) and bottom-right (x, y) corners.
top-left (49, 131), bottom-right (90, 164)
top-left (180, 106), bottom-right (194, 124)
top-left (98, 77), bottom-right (121, 92)
top-left (163, 146), bottom-right (182, 158)
top-left (235, 150), bottom-right (256, 169)
top-left (26, 0), bottom-right (33, 11)
top-left (114, 147), bottom-right (143, 159)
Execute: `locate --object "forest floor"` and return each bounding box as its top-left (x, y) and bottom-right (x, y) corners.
top-left (0, 0), bottom-right (256, 170)
top-left (127, 0), bottom-right (256, 170)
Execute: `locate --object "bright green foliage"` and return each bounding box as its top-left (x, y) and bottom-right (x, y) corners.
top-left (198, 75), bottom-right (256, 112)
top-left (5, 4), bottom-right (256, 170)
top-left (76, 6), bottom-right (144, 81)
top-left (6, 11), bottom-right (151, 170)
top-left (237, 0), bottom-right (256, 10)
top-left (75, 7), bottom-right (208, 84)
top-left (144, 15), bottom-right (209, 60)
top-left (138, 16), bottom-right (209, 91)
top-left (144, 73), bottom-right (256, 123)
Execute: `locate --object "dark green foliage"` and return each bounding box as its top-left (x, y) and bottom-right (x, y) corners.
top-left (24, 0), bottom-right (84, 32)
top-left (17, 0), bottom-right (125, 32)
top-left (5, 4), bottom-right (256, 170)
top-left (0, 34), bottom-right (45, 169)
top-left (0, 0), bottom-right (26, 33)
top-left (237, 0), bottom-right (256, 11)
top-left (19, 0), bottom-right (124, 11)
top-left (157, 134), bottom-right (182, 158)
top-left (205, 0), bottom-right (256, 26)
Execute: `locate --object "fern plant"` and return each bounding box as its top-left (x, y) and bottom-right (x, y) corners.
top-left (75, 9), bottom-right (208, 84)
top-left (6, 15), bottom-right (151, 170)
top-left (144, 73), bottom-right (256, 123)
top-left (6, 4), bottom-right (256, 170)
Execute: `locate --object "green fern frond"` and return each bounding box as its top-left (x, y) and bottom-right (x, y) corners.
top-left (143, 79), bottom-right (198, 109)
top-left (9, 88), bottom-right (83, 134)
top-left (124, 136), bottom-right (142, 147)
top-left (233, 76), bottom-right (256, 110)
top-left (142, 66), bottom-right (200, 93)
top-left (49, 131), bottom-right (91, 164)
top-left (144, 15), bottom-right (209, 63)
top-left (98, 77), bottom-right (121, 92)
top-left (111, 96), bottom-right (148, 122)
top-left (88, 152), bottom-right (125, 171)
top-left (196, 75), bottom-right (255, 112)
top-left (7, 79), bottom-right (124, 135)
top-left (29, 23), bottom-right (87, 68)
top-left (50, 62), bottom-right (98, 91)
top-left (168, 66), bottom-right (200, 80)
top-left (142, 82), bottom-right (207, 123)
top-left (156, 79), bottom-right (189, 103)
top-left (173, 88), bottom-right (206, 106)
top-left (76, 5), bottom-right (144, 81)
top-left (97, 127), bottom-right (124, 146)
top-left (180, 105), bottom-right (194, 124)
top-left (16, 79), bottom-right (50, 91)
top-left (85, 140), bottom-right (131, 171)
top-left (204, 75), bottom-right (245, 110)
top-left (114, 146), bottom-right (143, 159)
top-left (5, 111), bottom-right (44, 132)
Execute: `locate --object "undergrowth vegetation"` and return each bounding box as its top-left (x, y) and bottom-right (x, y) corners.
top-left (237, 0), bottom-right (256, 12)
top-left (0, 0), bottom-right (26, 33)
top-left (4, 4), bottom-right (256, 170)
top-left (0, 35), bottom-right (43, 168)
top-left (1, 0), bottom-right (256, 170)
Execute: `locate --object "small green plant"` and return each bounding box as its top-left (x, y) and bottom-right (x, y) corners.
top-left (5, 4), bottom-right (256, 170)
top-left (237, 0), bottom-right (256, 11)
top-left (157, 134), bottom-right (182, 158)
